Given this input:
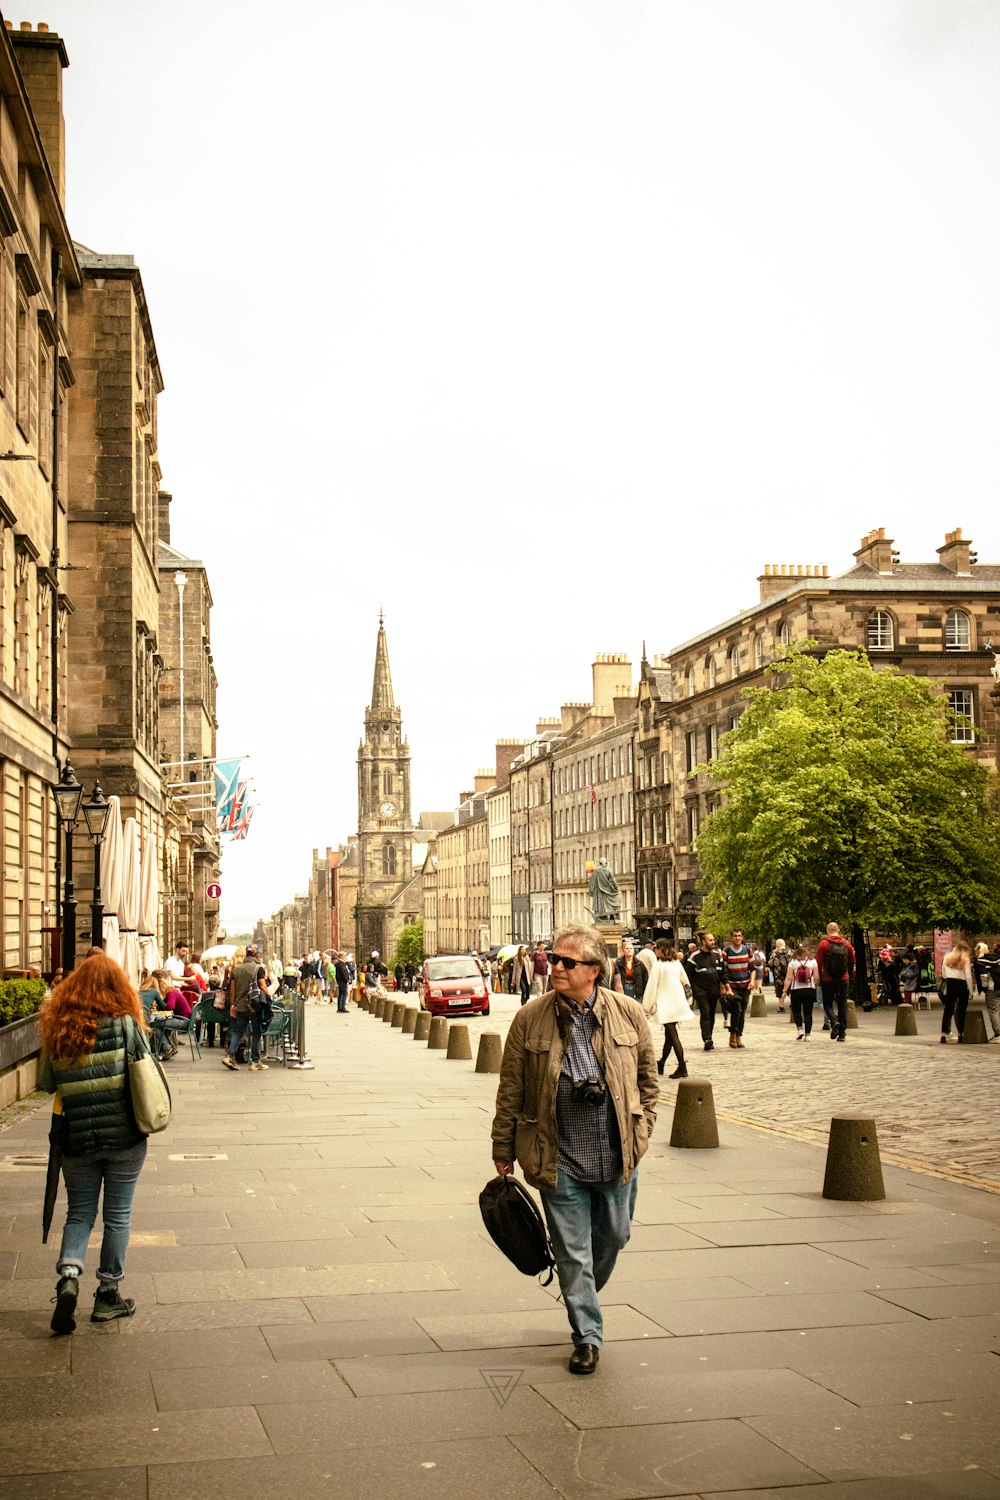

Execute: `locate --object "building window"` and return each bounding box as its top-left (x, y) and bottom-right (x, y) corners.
top-left (866, 610), bottom-right (894, 650)
top-left (685, 731), bottom-right (697, 773)
top-left (688, 804), bottom-right (699, 843)
top-left (706, 723), bottom-right (718, 761)
top-left (948, 688), bottom-right (975, 744)
top-left (382, 844), bottom-right (397, 876)
top-left (778, 621), bottom-right (791, 649)
top-left (708, 656), bottom-right (717, 688)
top-left (945, 610), bottom-right (972, 651)
top-left (686, 666), bottom-right (695, 697)
top-left (383, 770), bottom-right (392, 796)
top-left (728, 644), bottom-right (741, 680)
top-left (753, 634), bottom-right (763, 669)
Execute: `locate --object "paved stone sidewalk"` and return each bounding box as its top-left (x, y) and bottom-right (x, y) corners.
top-left (0, 995), bottom-right (999, 1498)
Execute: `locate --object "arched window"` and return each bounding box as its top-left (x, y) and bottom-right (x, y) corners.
top-left (728, 644), bottom-right (741, 680)
top-left (778, 621), bottom-right (791, 649)
top-left (382, 844), bottom-right (397, 877)
top-left (945, 609), bottom-right (972, 651)
top-left (866, 610), bottom-right (894, 650)
top-left (383, 770), bottom-right (393, 796)
top-left (753, 634), bottom-right (764, 670)
top-left (708, 657), bottom-right (717, 688)
top-left (686, 666), bottom-right (695, 698)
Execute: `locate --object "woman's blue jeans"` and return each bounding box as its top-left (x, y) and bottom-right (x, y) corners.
top-left (57, 1139), bottom-right (147, 1283)
top-left (228, 1011), bottom-right (263, 1063)
top-left (541, 1168), bottom-right (638, 1347)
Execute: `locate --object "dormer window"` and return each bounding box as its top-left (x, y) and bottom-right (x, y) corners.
top-left (866, 610), bottom-right (894, 650)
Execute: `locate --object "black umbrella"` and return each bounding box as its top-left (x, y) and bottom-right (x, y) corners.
top-left (42, 1109), bottom-right (65, 1245)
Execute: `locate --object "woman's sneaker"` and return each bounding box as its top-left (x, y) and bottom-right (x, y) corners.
top-left (222, 1056), bottom-right (238, 1070)
top-left (92, 1285), bottom-right (136, 1322)
top-left (50, 1273), bottom-right (79, 1335)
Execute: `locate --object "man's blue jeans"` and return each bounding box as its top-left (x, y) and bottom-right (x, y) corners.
top-left (337, 984), bottom-right (348, 1012)
top-left (228, 1011), bottom-right (262, 1063)
top-left (58, 1139), bottom-right (147, 1283)
top-left (541, 1169), bottom-right (638, 1347)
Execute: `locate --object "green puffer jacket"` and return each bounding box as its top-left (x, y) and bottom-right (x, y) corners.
top-left (41, 1016), bottom-right (145, 1157)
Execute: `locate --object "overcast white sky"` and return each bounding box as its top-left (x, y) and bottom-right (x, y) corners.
top-left (36, 0), bottom-right (1000, 931)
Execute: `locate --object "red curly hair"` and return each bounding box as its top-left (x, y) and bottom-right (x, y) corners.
top-left (38, 952), bottom-right (144, 1064)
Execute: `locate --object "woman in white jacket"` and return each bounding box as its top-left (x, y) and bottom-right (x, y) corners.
top-left (940, 940), bottom-right (978, 1043)
top-left (644, 940), bottom-right (693, 1079)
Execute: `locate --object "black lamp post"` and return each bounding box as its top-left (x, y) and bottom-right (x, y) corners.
top-left (53, 760), bottom-right (84, 974)
top-left (82, 782), bottom-right (110, 950)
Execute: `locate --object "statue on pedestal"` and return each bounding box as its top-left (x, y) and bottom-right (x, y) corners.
top-left (587, 859), bottom-right (622, 923)
top-left (987, 640), bottom-right (1000, 687)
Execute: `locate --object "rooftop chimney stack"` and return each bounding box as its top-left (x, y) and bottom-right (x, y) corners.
top-left (937, 528), bottom-right (974, 575)
top-left (9, 23), bottom-right (69, 206)
top-left (853, 527), bottom-right (896, 575)
top-left (592, 653), bottom-right (632, 715)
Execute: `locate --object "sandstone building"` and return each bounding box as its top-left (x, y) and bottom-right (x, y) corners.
top-left (355, 615), bottom-right (415, 959)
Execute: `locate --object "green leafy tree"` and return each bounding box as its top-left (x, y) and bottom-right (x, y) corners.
top-left (392, 920), bottom-right (424, 969)
top-left (697, 647), bottom-right (1000, 941)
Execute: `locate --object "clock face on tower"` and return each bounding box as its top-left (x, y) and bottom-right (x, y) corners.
top-left (380, 801), bottom-right (396, 817)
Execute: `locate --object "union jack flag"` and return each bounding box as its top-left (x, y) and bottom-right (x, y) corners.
top-left (583, 784), bottom-right (597, 804)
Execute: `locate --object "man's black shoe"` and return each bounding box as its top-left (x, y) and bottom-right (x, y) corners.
top-left (704, 1040), bottom-right (714, 1051)
top-left (830, 1024), bottom-right (840, 1041)
top-left (569, 1344), bottom-right (600, 1375)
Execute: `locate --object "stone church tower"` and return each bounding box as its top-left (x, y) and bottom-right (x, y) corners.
top-left (356, 615), bottom-right (413, 959)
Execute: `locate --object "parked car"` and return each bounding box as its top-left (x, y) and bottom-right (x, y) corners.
top-left (420, 955), bottom-right (490, 1017)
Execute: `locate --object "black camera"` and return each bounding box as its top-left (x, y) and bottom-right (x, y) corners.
top-left (571, 1076), bottom-right (606, 1107)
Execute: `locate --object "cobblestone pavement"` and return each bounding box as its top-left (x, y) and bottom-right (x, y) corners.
top-left (2, 993), bottom-right (1000, 1498)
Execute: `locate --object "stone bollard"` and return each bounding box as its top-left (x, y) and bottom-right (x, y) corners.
top-left (446, 1023), bottom-right (473, 1060)
top-left (402, 1007), bottom-right (418, 1035)
top-left (427, 1015), bottom-right (449, 1049)
top-left (749, 992), bottom-right (767, 1019)
top-left (360, 994), bottom-right (370, 1012)
top-left (475, 1031), bottom-right (503, 1074)
top-left (845, 999), bottom-right (859, 1029)
top-left (382, 997), bottom-right (395, 1023)
top-left (963, 1009), bottom-right (989, 1045)
top-left (373, 997), bottom-right (385, 1019)
top-left (391, 1002), bottom-right (406, 1028)
top-left (822, 1114), bottom-right (885, 1201)
top-left (894, 1003), bottom-right (917, 1037)
top-left (669, 1078), bottom-right (720, 1149)
top-left (413, 1010), bottom-right (431, 1042)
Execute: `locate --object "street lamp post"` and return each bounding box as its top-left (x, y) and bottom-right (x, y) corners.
top-left (53, 760), bottom-right (84, 974)
top-left (82, 782), bottom-right (110, 950)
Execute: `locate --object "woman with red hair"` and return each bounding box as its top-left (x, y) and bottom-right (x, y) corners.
top-left (39, 952), bottom-right (149, 1335)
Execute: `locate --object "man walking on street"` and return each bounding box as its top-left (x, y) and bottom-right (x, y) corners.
top-left (334, 953), bottom-right (350, 1012)
top-left (531, 942), bottom-right (550, 996)
top-left (223, 945), bottom-right (271, 1073)
top-left (684, 932), bottom-right (727, 1050)
top-left (722, 929), bottom-right (753, 1048)
top-left (817, 922), bottom-right (855, 1042)
top-left (491, 925), bottom-right (658, 1376)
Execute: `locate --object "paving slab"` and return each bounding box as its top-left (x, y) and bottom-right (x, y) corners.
top-left (534, 1366), bottom-right (854, 1425)
top-left (0, 1405), bottom-right (272, 1475)
top-left (261, 1315), bottom-right (439, 1361)
top-left (151, 1358), bottom-right (348, 1409)
top-left (0, 1468), bottom-right (148, 1500)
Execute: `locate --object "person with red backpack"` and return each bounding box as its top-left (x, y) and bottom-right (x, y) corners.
top-left (816, 922), bottom-right (856, 1042)
top-left (783, 943), bottom-right (819, 1039)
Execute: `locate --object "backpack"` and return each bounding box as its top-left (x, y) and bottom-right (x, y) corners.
top-left (246, 970), bottom-right (264, 1012)
top-left (826, 941), bottom-right (849, 980)
top-left (795, 962), bottom-right (812, 986)
top-left (479, 1175), bottom-right (556, 1284)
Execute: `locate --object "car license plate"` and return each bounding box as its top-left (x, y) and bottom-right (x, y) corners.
top-left (448, 996), bottom-right (466, 1006)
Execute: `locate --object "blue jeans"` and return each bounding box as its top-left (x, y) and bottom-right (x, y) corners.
top-left (58, 1139), bottom-right (147, 1283)
top-left (824, 978), bottom-right (848, 1033)
top-left (228, 1011), bottom-right (263, 1063)
top-left (337, 985), bottom-right (348, 1012)
top-left (541, 1168), bottom-right (638, 1347)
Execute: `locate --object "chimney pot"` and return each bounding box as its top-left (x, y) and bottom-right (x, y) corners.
top-left (38, 20), bottom-right (49, 30)
top-left (20, 21), bottom-right (32, 29)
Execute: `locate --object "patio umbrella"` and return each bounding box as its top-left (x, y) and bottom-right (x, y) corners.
top-left (118, 816), bottom-right (141, 987)
top-left (100, 796), bottom-right (123, 964)
top-left (138, 833), bottom-right (161, 974)
top-left (200, 943), bottom-right (238, 962)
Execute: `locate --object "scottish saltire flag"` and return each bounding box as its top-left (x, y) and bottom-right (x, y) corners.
top-left (214, 758), bottom-right (242, 827)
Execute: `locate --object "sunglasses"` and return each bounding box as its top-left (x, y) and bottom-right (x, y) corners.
top-left (546, 952), bottom-right (601, 971)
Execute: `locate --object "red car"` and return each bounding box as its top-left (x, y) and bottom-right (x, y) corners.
top-left (420, 956), bottom-right (490, 1017)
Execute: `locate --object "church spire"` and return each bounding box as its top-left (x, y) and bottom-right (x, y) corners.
top-left (370, 614), bottom-right (395, 714)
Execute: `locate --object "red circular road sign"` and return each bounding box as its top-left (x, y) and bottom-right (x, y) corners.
top-left (206, 882), bottom-right (222, 900)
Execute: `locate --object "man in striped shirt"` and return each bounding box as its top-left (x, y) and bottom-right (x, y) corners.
top-left (722, 929), bottom-right (753, 1049)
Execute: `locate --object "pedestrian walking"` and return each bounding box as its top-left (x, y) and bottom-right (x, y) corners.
top-left (511, 945), bottom-right (532, 1005)
top-left (940, 940), bottom-right (978, 1044)
top-left (39, 952), bottom-right (150, 1333)
top-left (634, 940), bottom-right (656, 1005)
top-left (974, 942), bottom-right (1000, 1041)
top-left (491, 925), bottom-right (658, 1375)
top-left (816, 923), bottom-right (855, 1042)
top-left (611, 941), bottom-right (637, 998)
top-left (643, 940), bottom-right (692, 1077)
top-left (769, 939), bottom-right (790, 1015)
top-left (334, 953), bottom-right (350, 1012)
top-left (783, 944), bottom-right (819, 1039)
top-left (683, 932), bottom-right (726, 1050)
top-left (722, 929), bottom-right (753, 1048)
top-left (531, 942), bottom-right (550, 995)
top-left (223, 945), bottom-right (271, 1072)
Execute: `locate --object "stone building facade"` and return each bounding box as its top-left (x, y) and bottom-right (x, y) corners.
top-left (420, 848), bottom-right (437, 960)
top-left (157, 500), bottom-right (219, 955)
top-left (633, 655), bottom-right (675, 941)
top-left (663, 527), bottom-right (1000, 932)
top-left (0, 23), bottom-right (77, 973)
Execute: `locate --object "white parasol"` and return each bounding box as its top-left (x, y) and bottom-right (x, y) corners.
top-left (118, 816), bottom-right (141, 987)
top-left (138, 833), bottom-right (162, 974)
top-left (200, 943), bottom-right (238, 962)
top-left (100, 796), bottom-right (123, 964)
